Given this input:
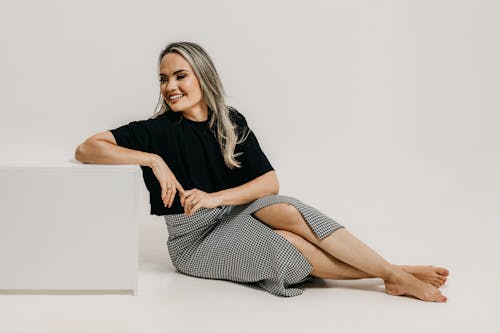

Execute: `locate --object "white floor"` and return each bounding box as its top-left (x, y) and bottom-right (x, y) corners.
top-left (1, 211), bottom-right (498, 333)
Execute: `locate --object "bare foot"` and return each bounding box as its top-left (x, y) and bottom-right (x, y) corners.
top-left (384, 267), bottom-right (448, 302)
top-left (399, 265), bottom-right (449, 288)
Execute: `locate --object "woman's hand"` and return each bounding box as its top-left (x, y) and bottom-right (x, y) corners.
top-left (181, 188), bottom-right (223, 216)
top-left (149, 155), bottom-right (185, 208)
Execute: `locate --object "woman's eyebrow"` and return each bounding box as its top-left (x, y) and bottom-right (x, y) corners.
top-left (159, 69), bottom-right (188, 76)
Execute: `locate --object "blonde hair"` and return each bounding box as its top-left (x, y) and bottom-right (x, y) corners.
top-left (150, 41), bottom-right (250, 170)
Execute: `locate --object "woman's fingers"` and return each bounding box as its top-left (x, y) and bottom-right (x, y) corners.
top-left (188, 201), bottom-right (202, 216)
top-left (189, 196), bottom-right (199, 215)
top-left (161, 181), bottom-right (194, 211)
top-left (167, 183), bottom-right (176, 208)
top-left (162, 182), bottom-right (173, 207)
top-left (176, 179), bottom-right (185, 195)
top-left (161, 187), bottom-right (167, 207)
top-left (162, 184), bottom-right (167, 207)
top-left (181, 189), bottom-right (192, 208)
top-left (169, 185), bottom-right (176, 208)
top-left (167, 185), bottom-right (173, 208)
top-left (161, 179), bottom-right (186, 208)
top-left (176, 180), bottom-right (185, 207)
top-left (151, 157), bottom-right (184, 209)
top-left (183, 192), bottom-right (194, 214)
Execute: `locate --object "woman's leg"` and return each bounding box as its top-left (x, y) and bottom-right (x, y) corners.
top-left (274, 229), bottom-right (447, 287)
top-left (253, 203), bottom-right (448, 302)
top-left (273, 229), bottom-right (373, 279)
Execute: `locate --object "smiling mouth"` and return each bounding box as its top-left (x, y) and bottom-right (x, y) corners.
top-left (168, 94), bottom-right (184, 103)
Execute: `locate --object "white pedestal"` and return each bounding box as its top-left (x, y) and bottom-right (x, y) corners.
top-left (0, 146), bottom-right (141, 295)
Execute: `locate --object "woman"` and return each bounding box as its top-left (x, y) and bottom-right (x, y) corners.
top-left (75, 41), bottom-right (449, 301)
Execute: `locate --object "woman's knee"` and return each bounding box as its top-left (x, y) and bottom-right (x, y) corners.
top-left (253, 202), bottom-right (302, 231)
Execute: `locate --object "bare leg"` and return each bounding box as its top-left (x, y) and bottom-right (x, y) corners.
top-left (314, 228), bottom-right (448, 302)
top-left (274, 229), bottom-right (374, 279)
top-left (273, 229), bottom-right (448, 287)
top-left (274, 229), bottom-right (373, 279)
top-left (253, 204), bottom-right (448, 302)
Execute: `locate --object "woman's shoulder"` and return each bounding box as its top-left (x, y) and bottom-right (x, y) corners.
top-left (143, 110), bottom-right (181, 128)
top-left (227, 106), bottom-right (254, 144)
top-left (118, 112), bottom-right (177, 141)
top-left (228, 106), bottom-right (248, 129)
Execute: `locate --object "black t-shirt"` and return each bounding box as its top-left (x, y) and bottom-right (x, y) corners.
top-left (109, 107), bottom-right (275, 215)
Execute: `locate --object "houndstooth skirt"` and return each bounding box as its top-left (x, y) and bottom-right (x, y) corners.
top-left (163, 194), bottom-right (345, 297)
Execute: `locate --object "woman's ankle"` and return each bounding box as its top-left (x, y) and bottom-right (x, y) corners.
top-left (383, 264), bottom-right (405, 282)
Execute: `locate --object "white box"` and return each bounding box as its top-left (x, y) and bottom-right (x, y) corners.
top-left (0, 146), bottom-right (141, 295)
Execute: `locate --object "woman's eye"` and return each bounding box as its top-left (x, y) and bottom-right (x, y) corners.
top-left (159, 75), bottom-right (185, 83)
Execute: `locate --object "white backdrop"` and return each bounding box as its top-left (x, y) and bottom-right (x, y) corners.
top-left (1, 0), bottom-right (498, 271)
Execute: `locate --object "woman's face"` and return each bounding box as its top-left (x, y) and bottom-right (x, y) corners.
top-left (159, 52), bottom-right (207, 115)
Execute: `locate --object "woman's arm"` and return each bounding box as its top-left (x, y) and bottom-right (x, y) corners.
top-left (75, 131), bottom-right (157, 167)
top-left (214, 170), bottom-right (279, 206)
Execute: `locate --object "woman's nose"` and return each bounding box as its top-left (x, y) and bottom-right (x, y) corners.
top-left (166, 79), bottom-right (178, 92)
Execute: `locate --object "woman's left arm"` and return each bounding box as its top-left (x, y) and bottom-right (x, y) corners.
top-left (214, 170), bottom-right (279, 206)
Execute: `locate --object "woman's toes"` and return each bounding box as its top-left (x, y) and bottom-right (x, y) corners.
top-left (437, 267), bottom-right (449, 276)
top-left (431, 290), bottom-right (447, 302)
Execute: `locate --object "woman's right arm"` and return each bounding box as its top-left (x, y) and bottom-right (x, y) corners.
top-left (74, 130), bottom-right (157, 167)
top-left (74, 130), bottom-right (184, 208)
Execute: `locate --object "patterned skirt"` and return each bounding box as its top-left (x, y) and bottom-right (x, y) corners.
top-left (163, 194), bottom-right (345, 297)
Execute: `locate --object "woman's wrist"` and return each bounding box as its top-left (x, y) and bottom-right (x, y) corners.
top-left (212, 187), bottom-right (247, 206)
top-left (147, 153), bottom-right (162, 168)
top-left (214, 191), bottom-right (225, 206)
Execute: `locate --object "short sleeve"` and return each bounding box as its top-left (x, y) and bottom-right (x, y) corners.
top-left (232, 109), bottom-right (275, 184)
top-left (109, 119), bottom-right (152, 152)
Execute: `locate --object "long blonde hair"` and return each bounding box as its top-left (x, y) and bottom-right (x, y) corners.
top-left (150, 41), bottom-right (250, 170)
